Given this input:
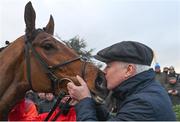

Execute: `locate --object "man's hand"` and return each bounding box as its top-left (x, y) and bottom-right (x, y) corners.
top-left (171, 90), bottom-right (178, 96)
top-left (67, 75), bottom-right (91, 101)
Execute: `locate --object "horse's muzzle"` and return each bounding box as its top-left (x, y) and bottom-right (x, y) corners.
top-left (94, 70), bottom-right (109, 101)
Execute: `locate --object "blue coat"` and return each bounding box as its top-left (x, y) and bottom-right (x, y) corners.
top-left (75, 69), bottom-right (176, 121)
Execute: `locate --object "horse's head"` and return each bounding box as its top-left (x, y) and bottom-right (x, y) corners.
top-left (24, 2), bottom-right (109, 102)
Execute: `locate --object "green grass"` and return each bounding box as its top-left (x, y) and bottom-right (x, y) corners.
top-left (173, 104), bottom-right (180, 121)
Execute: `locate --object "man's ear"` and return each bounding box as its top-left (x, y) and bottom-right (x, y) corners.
top-left (125, 64), bottom-right (136, 78)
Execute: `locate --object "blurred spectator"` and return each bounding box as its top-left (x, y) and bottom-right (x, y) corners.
top-left (154, 63), bottom-right (167, 88)
top-left (38, 93), bottom-right (56, 114)
top-left (168, 66), bottom-right (180, 83)
top-left (167, 76), bottom-right (180, 105)
top-left (25, 90), bottom-right (38, 104)
top-left (154, 63), bottom-right (161, 72)
top-left (169, 66), bottom-right (176, 77)
top-left (163, 67), bottom-right (169, 74)
top-left (8, 97), bottom-right (76, 121)
top-left (8, 98), bottom-right (38, 121)
top-left (37, 92), bottom-right (46, 104)
top-left (161, 67), bottom-right (169, 89)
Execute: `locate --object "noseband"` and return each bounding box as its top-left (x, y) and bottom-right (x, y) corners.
top-left (24, 29), bottom-right (87, 92)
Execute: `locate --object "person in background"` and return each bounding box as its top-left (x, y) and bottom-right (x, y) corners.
top-left (37, 92), bottom-right (46, 104)
top-left (163, 67), bottom-right (169, 74)
top-left (8, 98), bottom-right (38, 121)
top-left (38, 93), bottom-right (56, 114)
top-left (25, 90), bottom-right (38, 104)
top-left (168, 66), bottom-right (180, 83)
top-left (161, 67), bottom-right (169, 89)
top-left (8, 95), bottom-right (76, 121)
top-left (167, 66), bottom-right (180, 105)
top-left (67, 41), bottom-right (176, 121)
top-left (154, 63), bottom-right (166, 88)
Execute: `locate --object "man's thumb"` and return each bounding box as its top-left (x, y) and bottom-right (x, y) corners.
top-left (76, 75), bottom-right (86, 85)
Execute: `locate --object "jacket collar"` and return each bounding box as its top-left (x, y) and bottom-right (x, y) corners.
top-left (112, 68), bottom-right (155, 99)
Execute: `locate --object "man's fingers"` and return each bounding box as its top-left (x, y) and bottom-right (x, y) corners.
top-left (76, 75), bottom-right (86, 85)
top-left (67, 82), bottom-right (76, 90)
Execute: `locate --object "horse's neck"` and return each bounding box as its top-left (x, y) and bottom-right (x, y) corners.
top-left (0, 36), bottom-right (25, 96)
top-left (0, 36), bottom-right (29, 119)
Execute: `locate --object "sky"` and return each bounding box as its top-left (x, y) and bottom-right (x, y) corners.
top-left (0, 0), bottom-right (180, 72)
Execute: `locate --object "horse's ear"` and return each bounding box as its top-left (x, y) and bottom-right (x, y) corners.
top-left (24, 1), bottom-right (36, 36)
top-left (44, 15), bottom-right (54, 35)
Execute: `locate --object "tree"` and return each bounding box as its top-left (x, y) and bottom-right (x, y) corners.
top-left (55, 34), bottom-right (103, 68)
top-left (63, 36), bottom-right (94, 60)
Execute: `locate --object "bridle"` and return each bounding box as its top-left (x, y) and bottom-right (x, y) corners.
top-left (24, 29), bottom-right (89, 121)
top-left (24, 29), bottom-right (88, 93)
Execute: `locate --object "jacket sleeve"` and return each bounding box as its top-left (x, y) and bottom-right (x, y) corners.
top-left (75, 97), bottom-right (155, 121)
top-left (75, 97), bottom-right (111, 121)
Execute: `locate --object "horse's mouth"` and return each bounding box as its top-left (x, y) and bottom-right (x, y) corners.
top-left (94, 70), bottom-right (109, 101)
top-left (92, 93), bottom-right (105, 104)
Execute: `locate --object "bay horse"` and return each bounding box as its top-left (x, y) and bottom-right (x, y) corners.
top-left (0, 2), bottom-right (108, 120)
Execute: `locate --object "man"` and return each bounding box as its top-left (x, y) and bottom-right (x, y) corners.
top-left (167, 76), bottom-right (180, 105)
top-left (154, 63), bottom-right (167, 88)
top-left (67, 41), bottom-right (176, 121)
top-left (168, 66), bottom-right (180, 82)
top-left (167, 66), bottom-right (180, 105)
top-left (8, 95), bottom-right (76, 121)
top-left (37, 92), bottom-right (46, 105)
top-left (38, 93), bottom-right (56, 114)
top-left (161, 67), bottom-right (169, 89)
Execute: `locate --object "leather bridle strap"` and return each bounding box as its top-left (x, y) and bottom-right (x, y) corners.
top-left (49, 56), bottom-right (81, 70)
top-left (25, 37), bottom-right (33, 90)
top-left (52, 97), bottom-right (72, 121)
top-left (44, 91), bottom-right (66, 121)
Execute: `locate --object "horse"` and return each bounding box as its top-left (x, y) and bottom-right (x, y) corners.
top-left (0, 2), bottom-right (108, 120)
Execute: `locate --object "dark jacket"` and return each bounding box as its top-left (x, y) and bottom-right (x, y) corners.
top-left (75, 69), bottom-right (176, 121)
top-left (167, 82), bottom-right (180, 105)
top-left (155, 72), bottom-right (168, 88)
top-left (38, 99), bottom-right (56, 114)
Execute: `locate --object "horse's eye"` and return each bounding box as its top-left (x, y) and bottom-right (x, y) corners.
top-left (42, 43), bottom-right (54, 50)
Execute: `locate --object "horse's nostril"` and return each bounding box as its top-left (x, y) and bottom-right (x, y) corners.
top-left (97, 79), bottom-right (103, 86)
top-left (95, 75), bottom-right (103, 88)
top-left (95, 71), bottom-right (107, 90)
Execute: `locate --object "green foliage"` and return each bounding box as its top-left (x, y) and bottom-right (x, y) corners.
top-left (63, 36), bottom-right (94, 60)
top-left (173, 104), bottom-right (180, 120)
top-left (55, 34), bottom-right (103, 68)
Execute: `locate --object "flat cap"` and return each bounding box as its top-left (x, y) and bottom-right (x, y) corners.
top-left (94, 41), bottom-right (154, 66)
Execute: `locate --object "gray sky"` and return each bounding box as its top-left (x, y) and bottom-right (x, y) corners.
top-left (0, 0), bottom-right (180, 72)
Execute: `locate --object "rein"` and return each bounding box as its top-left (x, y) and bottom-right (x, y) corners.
top-left (24, 29), bottom-right (88, 121)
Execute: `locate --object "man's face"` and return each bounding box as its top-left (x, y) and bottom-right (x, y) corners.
top-left (38, 92), bottom-right (45, 99)
top-left (169, 68), bottom-right (175, 73)
top-left (155, 68), bottom-right (160, 72)
top-left (46, 93), bottom-right (54, 101)
top-left (163, 68), bottom-right (169, 73)
top-left (103, 61), bottom-right (127, 90)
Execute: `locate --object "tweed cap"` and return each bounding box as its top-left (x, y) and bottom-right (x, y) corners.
top-left (94, 41), bottom-right (154, 66)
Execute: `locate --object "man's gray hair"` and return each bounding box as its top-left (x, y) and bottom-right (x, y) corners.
top-left (134, 64), bottom-right (151, 74)
top-left (118, 61), bottom-right (151, 75)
